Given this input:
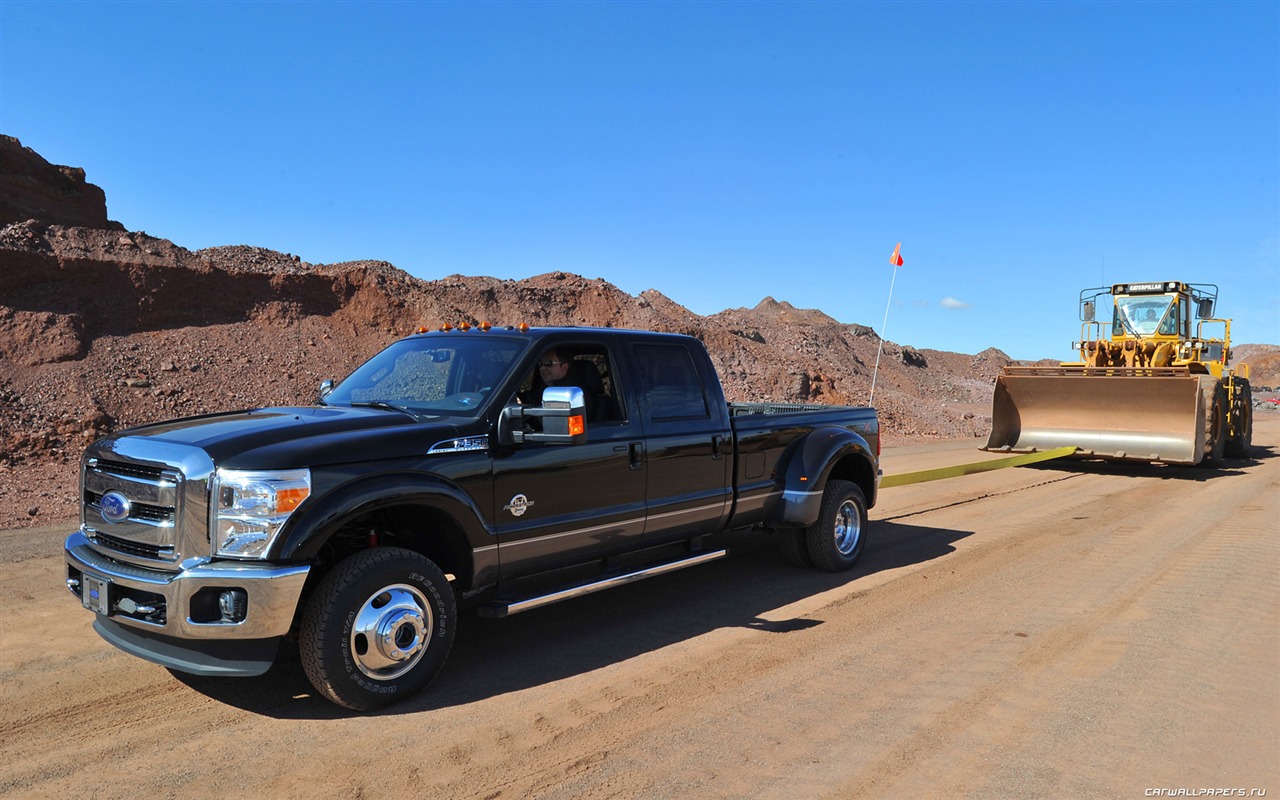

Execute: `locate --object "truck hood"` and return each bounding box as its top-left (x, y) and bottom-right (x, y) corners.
top-left (98, 405), bottom-right (473, 470)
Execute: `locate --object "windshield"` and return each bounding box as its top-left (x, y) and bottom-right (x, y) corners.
top-left (324, 335), bottom-right (528, 416)
top-left (1113, 296), bottom-right (1176, 336)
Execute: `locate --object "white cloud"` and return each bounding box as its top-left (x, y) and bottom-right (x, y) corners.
top-left (940, 297), bottom-right (971, 310)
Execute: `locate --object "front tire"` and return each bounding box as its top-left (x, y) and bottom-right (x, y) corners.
top-left (804, 479), bottom-right (868, 572)
top-left (1224, 381), bottom-right (1253, 458)
top-left (300, 547), bottom-right (456, 711)
top-left (1202, 383), bottom-right (1228, 466)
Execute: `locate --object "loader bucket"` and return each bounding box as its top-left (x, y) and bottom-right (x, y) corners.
top-left (983, 367), bottom-right (1210, 465)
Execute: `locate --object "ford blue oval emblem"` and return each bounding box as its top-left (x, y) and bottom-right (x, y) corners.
top-left (100, 491), bottom-right (131, 524)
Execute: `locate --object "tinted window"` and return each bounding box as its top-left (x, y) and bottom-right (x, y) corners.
top-left (634, 344), bottom-right (709, 421)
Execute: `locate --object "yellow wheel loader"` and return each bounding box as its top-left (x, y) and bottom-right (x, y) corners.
top-left (984, 281), bottom-right (1253, 466)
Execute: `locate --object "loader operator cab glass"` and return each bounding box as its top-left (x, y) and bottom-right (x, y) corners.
top-left (1114, 296), bottom-right (1175, 337)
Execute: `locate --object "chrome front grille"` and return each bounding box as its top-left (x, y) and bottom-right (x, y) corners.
top-left (79, 439), bottom-right (215, 570)
top-left (89, 531), bottom-right (167, 560)
top-left (84, 491), bottom-right (175, 525)
top-left (81, 452), bottom-right (192, 565)
top-left (91, 459), bottom-right (168, 482)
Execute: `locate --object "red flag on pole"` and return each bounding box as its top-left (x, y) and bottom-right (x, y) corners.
top-left (872, 242), bottom-right (904, 404)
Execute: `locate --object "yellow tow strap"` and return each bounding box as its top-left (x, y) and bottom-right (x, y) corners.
top-left (880, 446), bottom-right (1078, 488)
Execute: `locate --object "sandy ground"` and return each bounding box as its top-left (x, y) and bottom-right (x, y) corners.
top-left (2, 420), bottom-right (1277, 799)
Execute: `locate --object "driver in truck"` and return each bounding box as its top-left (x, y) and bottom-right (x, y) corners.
top-left (538, 348), bottom-right (572, 388)
top-left (521, 347), bottom-right (606, 422)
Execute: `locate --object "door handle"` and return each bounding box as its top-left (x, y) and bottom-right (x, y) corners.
top-left (628, 441), bottom-right (645, 470)
top-left (711, 435), bottom-right (727, 460)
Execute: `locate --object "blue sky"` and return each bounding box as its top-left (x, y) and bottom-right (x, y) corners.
top-left (2, 1), bottom-right (1276, 360)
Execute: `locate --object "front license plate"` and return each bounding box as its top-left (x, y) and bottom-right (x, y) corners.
top-left (81, 574), bottom-right (110, 615)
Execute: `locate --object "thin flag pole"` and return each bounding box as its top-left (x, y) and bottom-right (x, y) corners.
top-left (869, 242), bottom-right (903, 405)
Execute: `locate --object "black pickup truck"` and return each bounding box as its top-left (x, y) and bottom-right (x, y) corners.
top-left (65, 325), bottom-right (880, 709)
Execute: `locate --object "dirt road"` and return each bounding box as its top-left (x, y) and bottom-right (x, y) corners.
top-left (3, 419), bottom-right (1277, 799)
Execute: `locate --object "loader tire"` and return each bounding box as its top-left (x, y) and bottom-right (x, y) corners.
top-left (1201, 383), bottom-right (1228, 467)
top-left (1224, 382), bottom-right (1253, 458)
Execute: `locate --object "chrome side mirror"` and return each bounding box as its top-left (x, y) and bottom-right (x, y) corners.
top-left (497, 387), bottom-right (588, 446)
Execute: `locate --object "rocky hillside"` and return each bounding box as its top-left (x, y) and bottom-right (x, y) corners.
top-left (0, 135), bottom-right (121, 231)
top-left (1233, 344), bottom-right (1280, 390)
top-left (1, 136), bottom-right (1274, 527)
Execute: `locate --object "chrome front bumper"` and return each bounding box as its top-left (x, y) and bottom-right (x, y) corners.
top-left (65, 530), bottom-right (310, 640)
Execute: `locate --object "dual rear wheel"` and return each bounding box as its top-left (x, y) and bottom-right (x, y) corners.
top-left (776, 479), bottom-right (868, 573)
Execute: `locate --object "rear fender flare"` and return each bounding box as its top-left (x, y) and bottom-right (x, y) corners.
top-left (770, 427), bottom-right (877, 528)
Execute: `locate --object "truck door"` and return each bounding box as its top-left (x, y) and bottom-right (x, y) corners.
top-left (631, 342), bottom-right (732, 541)
top-left (491, 341), bottom-right (648, 576)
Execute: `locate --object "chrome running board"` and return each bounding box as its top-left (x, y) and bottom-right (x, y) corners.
top-left (477, 549), bottom-right (728, 618)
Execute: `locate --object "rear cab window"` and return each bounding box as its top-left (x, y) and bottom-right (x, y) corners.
top-left (633, 344), bottom-right (710, 421)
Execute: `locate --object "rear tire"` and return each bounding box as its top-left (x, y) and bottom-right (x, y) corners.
top-left (775, 527), bottom-right (813, 567)
top-left (1224, 381), bottom-right (1253, 458)
top-left (804, 480), bottom-right (868, 572)
top-left (300, 547), bottom-right (456, 711)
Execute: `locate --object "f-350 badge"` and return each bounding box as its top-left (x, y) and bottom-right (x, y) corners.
top-left (504, 494), bottom-right (535, 517)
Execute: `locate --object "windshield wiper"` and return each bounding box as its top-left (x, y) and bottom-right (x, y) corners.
top-left (1115, 308), bottom-right (1145, 340)
top-left (349, 401), bottom-right (417, 416)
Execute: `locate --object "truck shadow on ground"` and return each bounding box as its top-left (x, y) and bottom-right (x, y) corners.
top-left (170, 518), bottom-right (973, 719)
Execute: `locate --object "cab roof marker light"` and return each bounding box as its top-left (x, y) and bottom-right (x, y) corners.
top-left (440, 323), bottom-right (453, 332)
top-left (459, 322), bottom-right (472, 331)
top-left (479, 321), bottom-right (492, 332)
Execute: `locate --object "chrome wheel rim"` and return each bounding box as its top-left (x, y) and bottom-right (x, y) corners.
top-left (832, 500), bottom-right (861, 556)
top-left (350, 584), bottom-right (433, 681)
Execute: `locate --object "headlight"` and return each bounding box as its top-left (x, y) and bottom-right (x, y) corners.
top-left (212, 468), bottom-right (311, 558)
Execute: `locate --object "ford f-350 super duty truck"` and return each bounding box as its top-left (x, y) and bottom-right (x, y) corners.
top-left (65, 325), bottom-right (881, 709)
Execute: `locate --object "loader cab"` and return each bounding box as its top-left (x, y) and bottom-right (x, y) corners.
top-left (1104, 281), bottom-right (1193, 342)
top-left (1076, 281), bottom-right (1229, 373)
top-left (1112, 294), bottom-right (1180, 338)
top-left (1078, 284), bottom-right (1179, 345)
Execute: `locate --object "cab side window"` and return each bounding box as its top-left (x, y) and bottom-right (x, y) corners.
top-left (634, 344), bottom-right (709, 421)
top-left (515, 344), bottom-right (625, 424)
